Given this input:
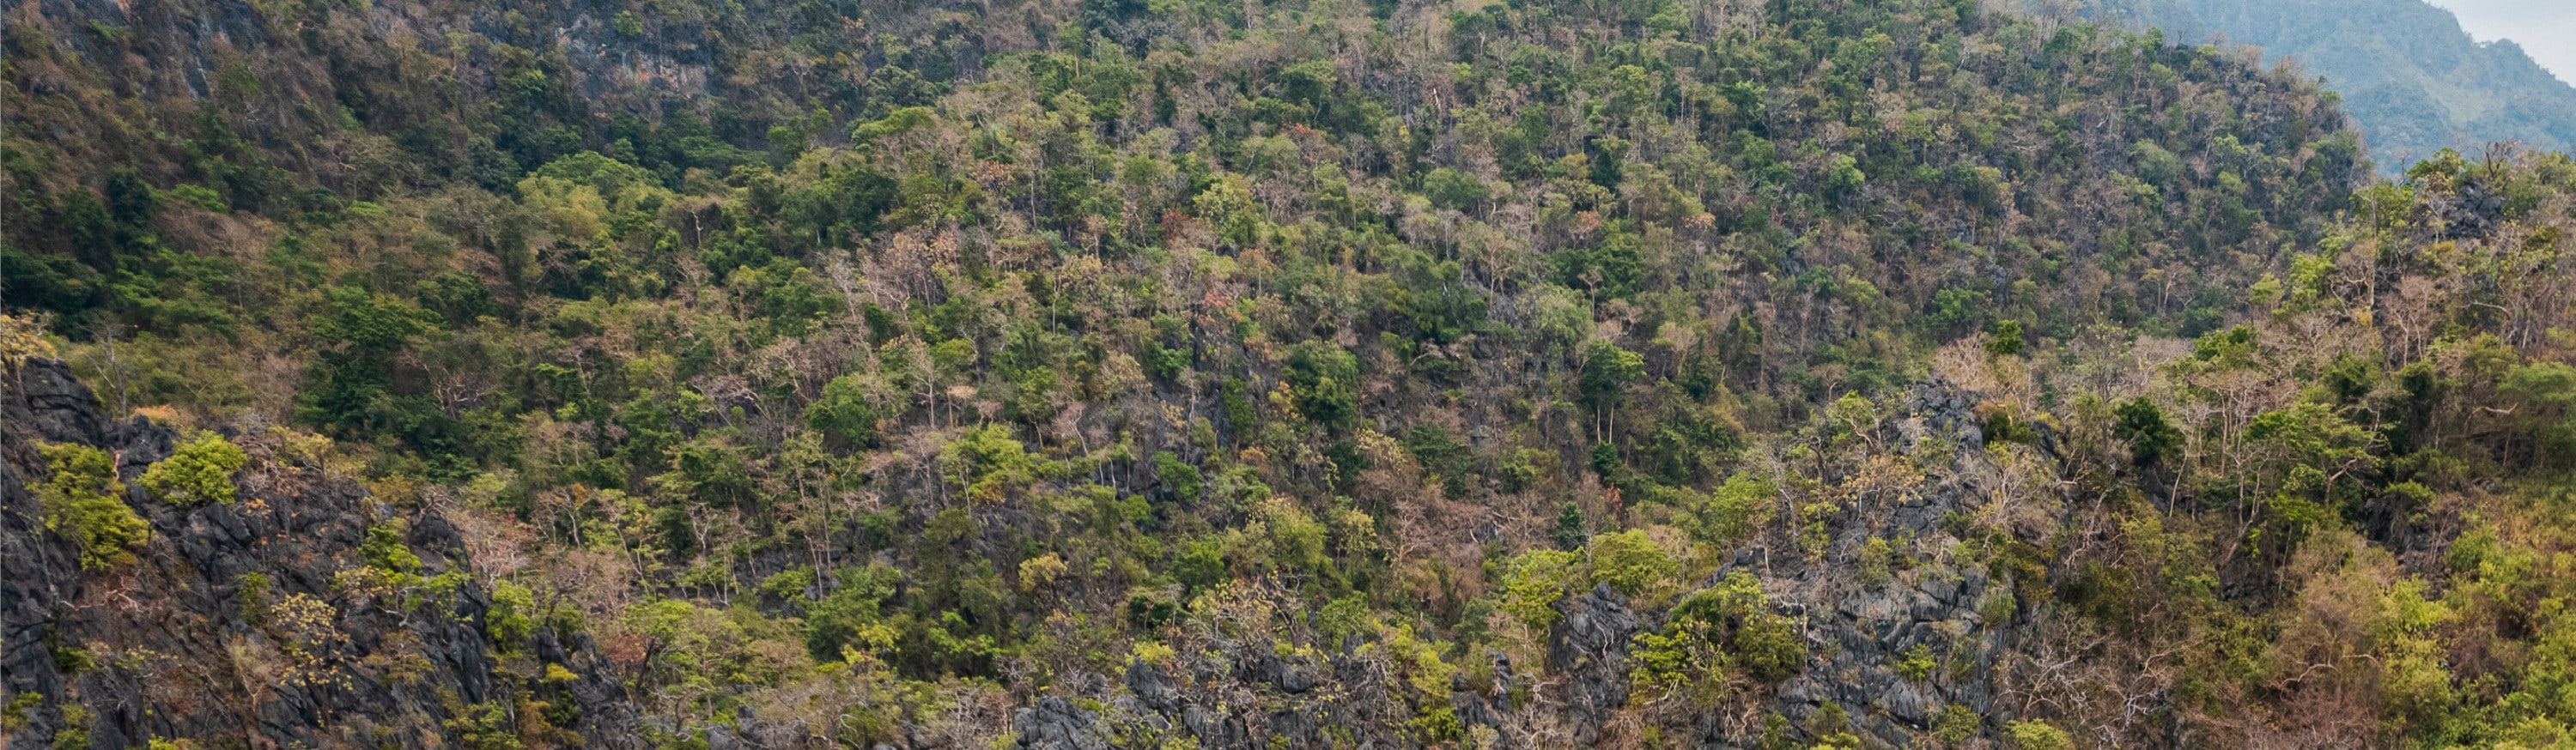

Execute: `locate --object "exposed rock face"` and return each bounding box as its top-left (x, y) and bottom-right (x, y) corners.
top-left (0, 360), bottom-right (634, 748)
top-left (0, 363), bottom-right (94, 743)
top-left (1774, 566), bottom-right (2002, 743)
top-left (1109, 639), bottom-right (1407, 750)
top-left (1123, 657), bottom-right (1182, 715)
top-left (1012, 696), bottom-right (1112, 750)
top-left (1450, 650), bottom-right (1520, 747)
top-left (1550, 584), bottom-right (1642, 746)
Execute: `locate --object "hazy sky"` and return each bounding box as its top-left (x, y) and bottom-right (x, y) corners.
top-left (2426, 0), bottom-right (2576, 86)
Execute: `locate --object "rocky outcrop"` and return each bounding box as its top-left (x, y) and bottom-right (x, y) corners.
top-left (1549, 583), bottom-right (1642, 746)
top-left (1773, 566), bottom-right (2002, 744)
top-left (1013, 696), bottom-right (1112, 750)
top-left (0, 363), bottom-right (96, 746)
top-left (1084, 379), bottom-right (2059, 750)
top-left (1103, 623), bottom-right (1431, 750)
top-left (1451, 650), bottom-right (1521, 747)
top-left (0, 360), bottom-right (633, 748)
top-left (1742, 378), bottom-right (2034, 747)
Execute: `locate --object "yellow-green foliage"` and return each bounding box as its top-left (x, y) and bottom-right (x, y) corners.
top-left (2006, 719), bottom-right (2072, 750)
top-left (1250, 497), bottom-right (1329, 575)
top-left (1628, 623), bottom-right (1721, 701)
top-left (2372, 578), bottom-right (2457, 726)
top-left (52, 702), bottom-right (91, 750)
top-left (1588, 529), bottom-right (1675, 597)
top-left (140, 432), bottom-right (248, 505)
top-left (441, 700), bottom-right (521, 750)
top-left (1691, 473), bottom-right (1775, 545)
top-left (361, 518), bottom-right (422, 574)
top-left (0, 314), bottom-right (54, 371)
top-left (1896, 643), bottom-right (1937, 682)
top-left (2, 692), bottom-right (38, 730)
top-left (1498, 549), bottom-right (1587, 630)
top-left (488, 580), bottom-right (539, 649)
top-left (1935, 705), bottom-right (1981, 743)
top-left (939, 425), bottom-right (1054, 504)
top-left (36, 443), bottom-right (149, 571)
top-left (1632, 571), bottom-right (1807, 701)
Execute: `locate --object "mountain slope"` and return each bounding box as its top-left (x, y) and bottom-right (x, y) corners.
top-left (2086, 0), bottom-right (2576, 169)
top-left (1, 0), bottom-right (2573, 747)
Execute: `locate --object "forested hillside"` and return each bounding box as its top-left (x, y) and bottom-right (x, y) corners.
top-left (2083, 0), bottom-right (2576, 171)
top-left (3, 0), bottom-right (2573, 747)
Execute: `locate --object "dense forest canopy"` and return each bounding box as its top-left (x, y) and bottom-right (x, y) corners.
top-left (1, 0), bottom-right (2573, 747)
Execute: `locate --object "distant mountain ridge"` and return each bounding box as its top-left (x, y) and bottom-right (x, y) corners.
top-left (2087, 0), bottom-right (2576, 169)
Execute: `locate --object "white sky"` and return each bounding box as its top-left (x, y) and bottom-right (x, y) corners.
top-left (2425, 0), bottom-right (2576, 86)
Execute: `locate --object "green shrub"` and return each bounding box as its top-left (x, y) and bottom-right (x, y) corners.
top-left (52, 702), bottom-right (91, 750)
top-left (2, 692), bottom-right (38, 730)
top-left (1696, 473), bottom-right (1774, 545)
top-left (1858, 537), bottom-right (1895, 586)
top-left (140, 432), bottom-right (248, 505)
top-left (804, 565), bottom-right (901, 662)
top-left (1588, 529), bottom-right (1674, 596)
top-left (1896, 643), bottom-right (1936, 682)
top-left (761, 568), bottom-right (817, 602)
top-left (236, 572), bottom-right (272, 625)
top-left (2006, 719), bottom-right (2072, 750)
top-left (443, 700), bottom-right (520, 750)
top-left (1501, 449), bottom-right (1546, 494)
top-left (2111, 398), bottom-right (2183, 465)
top-left (1665, 572), bottom-right (1807, 683)
top-left (161, 183), bottom-right (229, 213)
top-left (2505, 362), bottom-right (2576, 467)
top-left (1590, 441), bottom-right (1621, 479)
top-left (1422, 166), bottom-right (1489, 211)
top-left (37, 444), bottom-right (149, 571)
top-left (361, 518), bottom-right (422, 574)
top-left (1985, 320), bottom-right (2024, 356)
top-left (1807, 703), bottom-right (1861, 749)
top-left (1934, 705), bottom-right (1981, 743)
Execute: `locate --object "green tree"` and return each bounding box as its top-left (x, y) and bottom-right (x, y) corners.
top-left (1422, 167), bottom-right (1490, 212)
top-left (1581, 341), bottom-right (1645, 440)
top-left (805, 564), bottom-right (901, 662)
top-left (1552, 501), bottom-right (1588, 551)
top-left (1498, 549), bottom-right (1586, 628)
top-left (297, 287), bottom-right (435, 434)
top-left (808, 373), bottom-right (884, 451)
top-left (1285, 341), bottom-right (1360, 431)
top-left (2113, 398), bottom-right (2183, 466)
top-left (1153, 451), bottom-right (1203, 502)
top-left (1986, 320), bottom-right (2024, 357)
top-left (2505, 363), bottom-right (2576, 468)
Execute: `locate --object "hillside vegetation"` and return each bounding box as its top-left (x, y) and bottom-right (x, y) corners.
top-left (3, 0), bottom-right (2574, 747)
